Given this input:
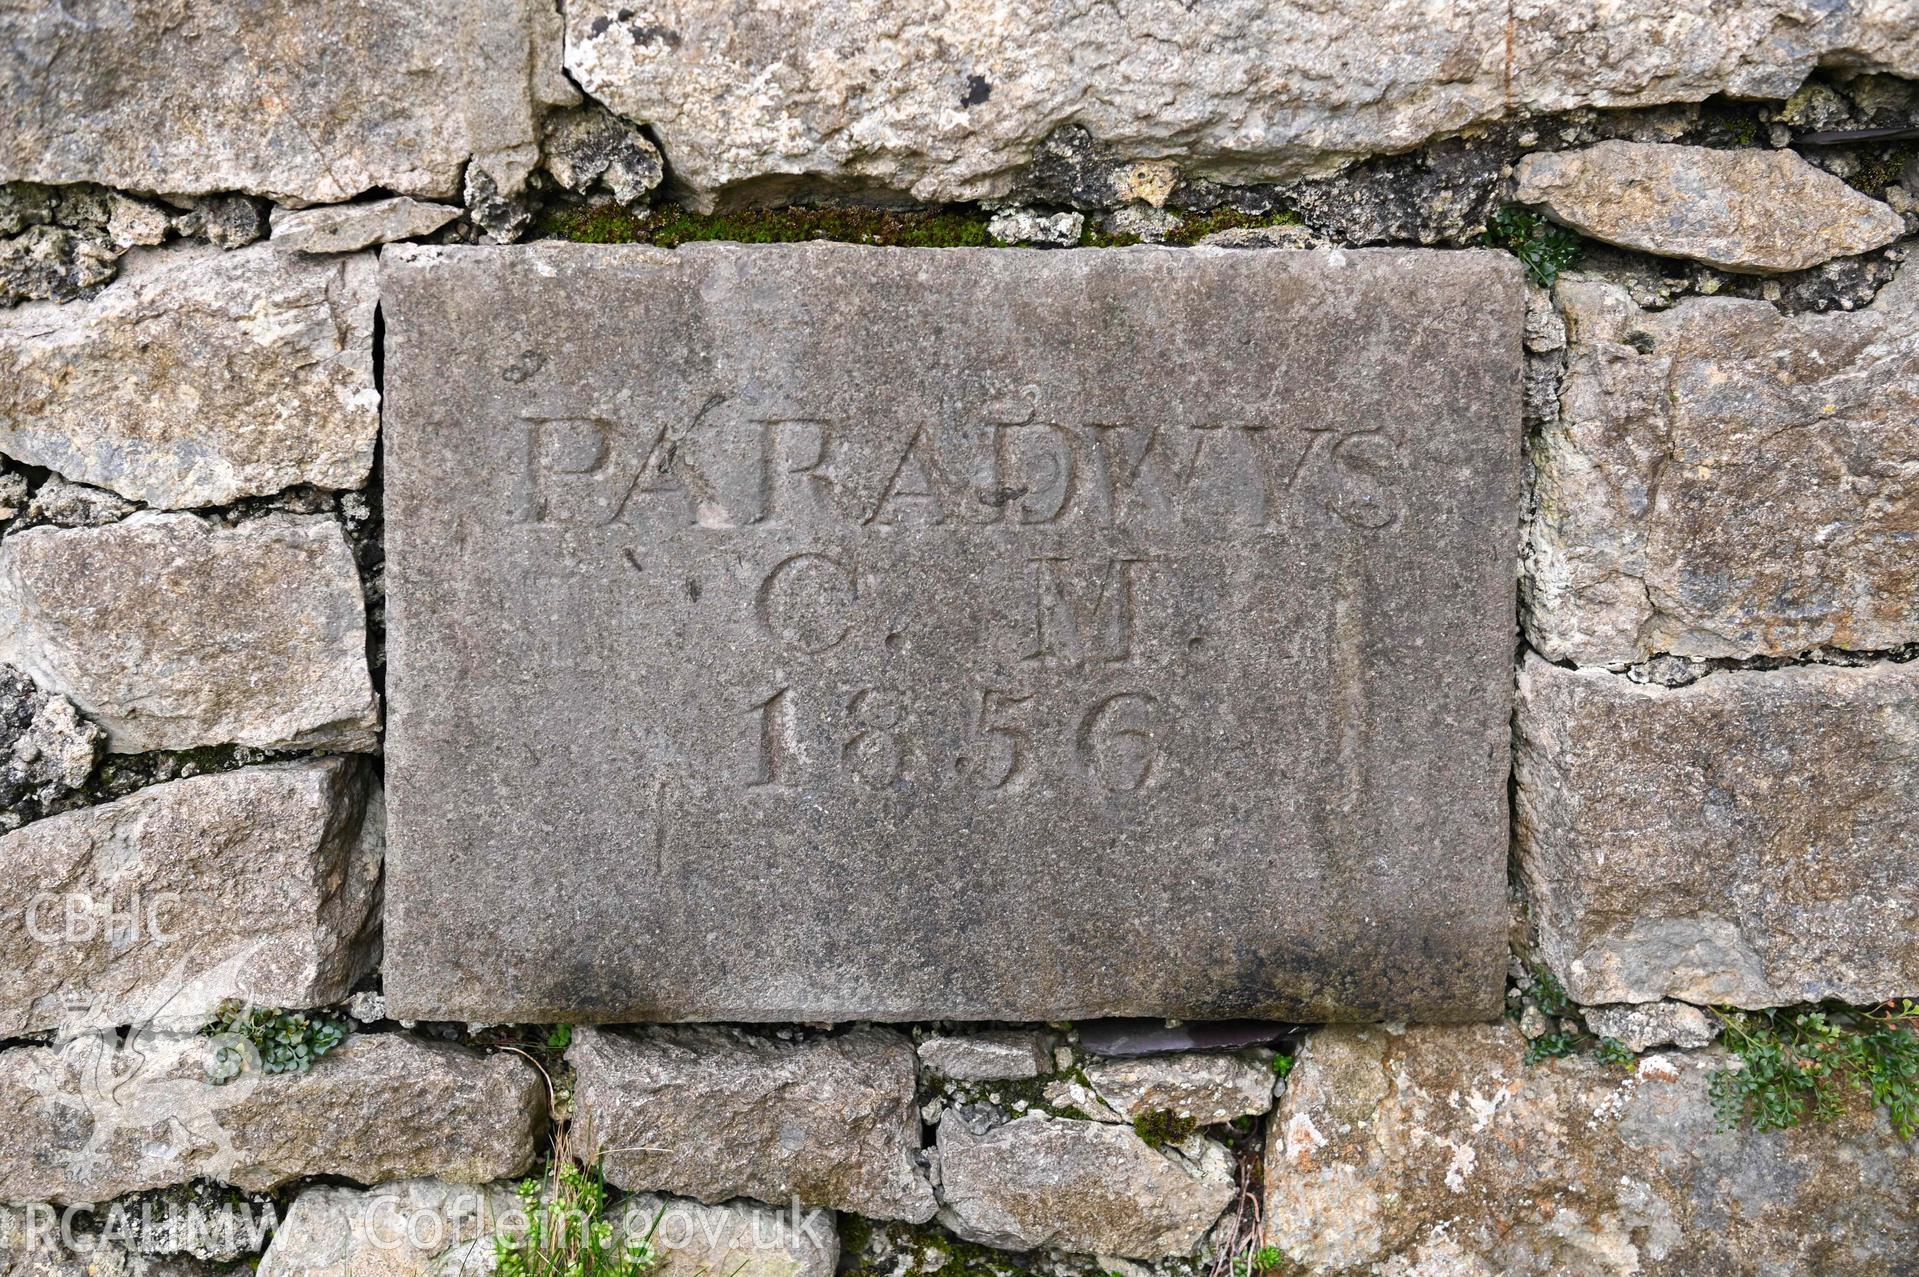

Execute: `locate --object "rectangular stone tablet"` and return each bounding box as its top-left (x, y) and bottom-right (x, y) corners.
top-left (379, 242), bottom-right (1524, 1023)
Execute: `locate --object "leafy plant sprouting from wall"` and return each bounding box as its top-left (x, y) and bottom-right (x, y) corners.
top-left (202, 1002), bottom-right (348, 1085)
top-left (1483, 205), bottom-right (1582, 287)
top-left (1710, 1001), bottom-right (1919, 1138)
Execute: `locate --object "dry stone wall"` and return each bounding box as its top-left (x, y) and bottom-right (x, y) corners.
top-left (3, 5), bottom-right (1918, 1277)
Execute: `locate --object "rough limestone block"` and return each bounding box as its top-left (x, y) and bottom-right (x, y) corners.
top-left (611, 1196), bottom-right (838, 1277)
top-left (0, 245), bottom-right (379, 509)
top-left (269, 201), bottom-right (460, 256)
top-left (917, 1032), bottom-right (1052, 1082)
top-left (1525, 266), bottom-right (1919, 664)
top-left (1263, 1023), bottom-right (1919, 1276)
top-left (568, 1026), bottom-right (935, 1222)
top-left (0, 513), bottom-right (380, 754)
top-left (379, 242), bottom-right (1521, 1025)
top-left (1515, 141), bottom-right (1905, 273)
top-left (0, 759), bottom-right (382, 1038)
top-left (564, 0), bottom-right (1919, 208)
top-left (0, 0), bottom-right (575, 204)
top-left (258, 1180), bottom-right (521, 1277)
top-left (1076, 1052), bottom-right (1274, 1124)
top-left (1514, 656), bottom-right (1919, 1008)
top-left (935, 1115), bottom-right (1235, 1259)
top-left (0, 1033), bottom-right (543, 1205)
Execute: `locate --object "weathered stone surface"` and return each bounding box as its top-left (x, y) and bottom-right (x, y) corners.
top-left (0, 1033), bottom-right (542, 1204)
top-left (1515, 141), bottom-right (1904, 273)
top-left (0, 665), bottom-right (100, 832)
top-left (0, 1), bottom-right (574, 204)
top-left (1525, 266), bottom-right (1919, 663)
top-left (611, 1195), bottom-right (839, 1277)
top-left (1076, 1052), bottom-right (1274, 1124)
top-left (102, 1182), bottom-right (278, 1263)
top-left (17, 478), bottom-right (137, 531)
top-left (541, 105), bottom-right (665, 206)
top-left (1515, 656), bottom-right (1919, 1008)
top-left (0, 245), bottom-right (379, 508)
top-left (986, 208), bottom-right (1083, 246)
top-left (0, 227), bottom-right (117, 308)
top-left (1583, 1002), bottom-right (1719, 1053)
top-left (564, 1), bottom-right (1919, 209)
top-left (1196, 224), bottom-right (1325, 251)
top-left (380, 242), bottom-right (1521, 1024)
top-left (0, 758), bottom-right (382, 1037)
top-left (935, 1115), bottom-right (1234, 1259)
top-left (259, 1180), bottom-right (520, 1277)
top-left (270, 200), bottom-right (459, 255)
top-left (569, 1026), bottom-right (933, 1222)
top-left (0, 184), bottom-right (152, 306)
top-left (1264, 1023), bottom-right (1919, 1275)
top-left (167, 198), bottom-right (268, 251)
top-left (918, 1032), bottom-right (1051, 1082)
top-left (0, 513), bottom-right (379, 754)
top-left (2, 1206), bottom-right (216, 1277)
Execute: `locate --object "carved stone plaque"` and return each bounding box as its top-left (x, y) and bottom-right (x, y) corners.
top-left (380, 242), bottom-right (1523, 1023)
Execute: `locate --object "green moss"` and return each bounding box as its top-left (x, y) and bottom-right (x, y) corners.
top-left (1079, 206), bottom-right (1303, 248)
top-left (1162, 207), bottom-right (1302, 246)
top-left (1845, 143), bottom-right (1917, 197)
top-left (942, 1072), bottom-right (1096, 1121)
top-left (537, 201), bottom-right (1308, 251)
top-left (840, 1217), bottom-right (1044, 1277)
top-left (535, 202), bottom-right (994, 248)
top-left (1132, 1108), bottom-right (1199, 1148)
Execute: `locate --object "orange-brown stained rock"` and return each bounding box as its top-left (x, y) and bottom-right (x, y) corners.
top-left (1265, 1023), bottom-right (1919, 1275)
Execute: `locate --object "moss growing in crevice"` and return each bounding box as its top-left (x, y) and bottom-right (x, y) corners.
top-left (1131, 1109), bottom-right (1200, 1149)
top-left (535, 202), bottom-right (995, 248)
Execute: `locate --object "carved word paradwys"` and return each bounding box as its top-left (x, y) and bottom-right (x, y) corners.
top-left (511, 411), bottom-right (1404, 531)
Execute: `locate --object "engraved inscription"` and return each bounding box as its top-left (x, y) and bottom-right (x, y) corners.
top-left (381, 243), bottom-right (1522, 1024)
top-left (512, 413), bottom-right (1405, 532)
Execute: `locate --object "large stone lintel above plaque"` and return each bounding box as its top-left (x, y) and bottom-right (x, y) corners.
top-left (379, 241), bottom-right (1524, 1024)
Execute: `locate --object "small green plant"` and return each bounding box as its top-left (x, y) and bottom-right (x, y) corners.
top-left (1271, 1053), bottom-right (1296, 1079)
top-left (1527, 965), bottom-right (1575, 1019)
top-left (1710, 1002), bottom-right (1919, 1138)
top-left (545, 1025), bottom-right (575, 1052)
top-left (1592, 1037), bottom-right (1638, 1072)
top-left (1248, 1245), bottom-right (1288, 1275)
top-left (494, 1158), bottom-right (659, 1277)
top-left (202, 1002), bottom-right (348, 1085)
top-left (1483, 206), bottom-right (1581, 287)
top-left (1132, 1109), bottom-right (1199, 1148)
top-left (1523, 1030), bottom-right (1584, 1065)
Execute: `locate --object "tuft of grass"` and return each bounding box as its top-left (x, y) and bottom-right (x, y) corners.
top-left (495, 1119), bottom-right (659, 1277)
top-left (1483, 205), bottom-right (1582, 286)
top-left (202, 1002), bottom-right (348, 1085)
top-left (1710, 1001), bottom-right (1919, 1137)
top-left (536, 203), bottom-right (993, 248)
